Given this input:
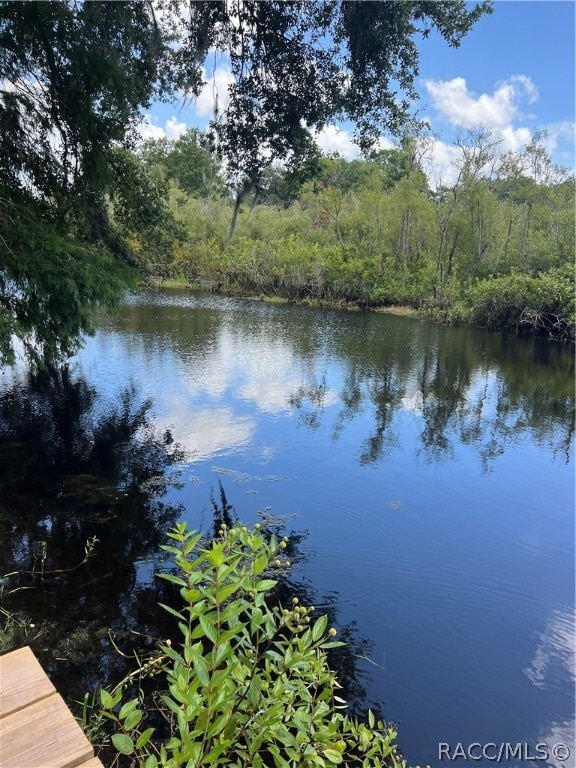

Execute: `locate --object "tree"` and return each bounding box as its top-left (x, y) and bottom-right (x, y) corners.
top-left (197, 0), bottom-right (491, 236)
top-left (140, 129), bottom-right (223, 198)
top-left (0, 1), bottom-right (177, 364)
top-left (0, 0), bottom-right (492, 365)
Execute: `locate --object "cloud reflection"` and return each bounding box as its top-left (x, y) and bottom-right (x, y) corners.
top-left (524, 608), bottom-right (575, 690)
top-left (157, 406), bottom-right (254, 459)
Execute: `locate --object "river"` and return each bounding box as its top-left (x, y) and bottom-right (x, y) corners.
top-left (0, 289), bottom-right (573, 767)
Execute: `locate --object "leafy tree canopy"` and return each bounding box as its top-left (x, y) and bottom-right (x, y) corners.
top-left (139, 128), bottom-right (223, 197)
top-left (190, 1), bottom-right (491, 181)
top-left (0, 0), bottom-right (491, 365)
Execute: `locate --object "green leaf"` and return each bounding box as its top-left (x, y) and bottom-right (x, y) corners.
top-left (208, 711), bottom-right (232, 738)
top-left (214, 640), bottom-right (232, 666)
top-left (216, 582), bottom-right (240, 603)
top-left (250, 606), bottom-right (263, 633)
top-left (199, 614), bottom-right (218, 643)
top-left (207, 543), bottom-right (224, 567)
top-left (112, 733), bottom-right (134, 755)
top-left (182, 532), bottom-right (203, 554)
top-left (322, 748), bottom-right (343, 764)
top-left (124, 709), bottom-right (143, 730)
top-left (158, 602), bottom-right (186, 621)
top-left (246, 675), bottom-right (261, 707)
top-left (368, 709), bottom-right (375, 729)
top-left (144, 756), bottom-right (158, 768)
top-left (161, 543), bottom-right (182, 554)
top-left (193, 654), bottom-right (210, 687)
top-left (135, 727), bottom-right (155, 749)
top-left (118, 699), bottom-right (138, 721)
top-left (161, 694), bottom-right (183, 716)
top-left (255, 578), bottom-right (277, 592)
top-left (312, 615), bottom-right (328, 642)
top-left (158, 573), bottom-right (187, 587)
top-left (99, 689), bottom-right (114, 709)
top-left (219, 623), bottom-right (246, 643)
top-left (252, 553), bottom-right (268, 575)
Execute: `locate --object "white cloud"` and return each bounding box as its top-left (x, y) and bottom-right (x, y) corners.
top-left (137, 114), bottom-right (189, 143)
top-left (312, 123), bottom-right (395, 159)
top-left (420, 137), bottom-right (462, 188)
top-left (138, 115), bottom-right (166, 142)
top-left (423, 75), bottom-right (539, 130)
top-left (165, 115), bottom-right (188, 140)
top-left (374, 136), bottom-right (396, 152)
top-left (498, 125), bottom-right (533, 153)
top-left (194, 65), bottom-right (235, 119)
top-left (313, 125), bottom-right (361, 159)
top-left (541, 121), bottom-right (576, 155)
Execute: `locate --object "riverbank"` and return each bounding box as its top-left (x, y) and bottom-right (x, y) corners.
top-left (143, 276), bottom-right (574, 340)
top-left (149, 278), bottom-right (435, 322)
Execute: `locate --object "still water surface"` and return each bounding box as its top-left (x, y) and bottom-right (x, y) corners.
top-left (2, 289), bottom-right (574, 766)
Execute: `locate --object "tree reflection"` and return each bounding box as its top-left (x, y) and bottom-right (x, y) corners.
top-left (287, 324), bottom-right (574, 469)
top-left (0, 365), bottom-right (185, 699)
top-left (0, 371), bottom-right (381, 728)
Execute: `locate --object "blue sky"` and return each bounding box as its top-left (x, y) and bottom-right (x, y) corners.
top-left (142, 1), bottom-right (575, 180)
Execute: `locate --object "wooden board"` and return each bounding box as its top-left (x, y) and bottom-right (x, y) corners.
top-left (0, 647), bottom-right (105, 768)
top-left (0, 645), bottom-right (56, 718)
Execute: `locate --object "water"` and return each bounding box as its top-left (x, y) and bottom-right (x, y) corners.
top-left (0, 289), bottom-right (573, 767)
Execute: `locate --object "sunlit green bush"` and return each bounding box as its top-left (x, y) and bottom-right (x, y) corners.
top-left (93, 522), bottom-right (407, 767)
top-left (466, 265), bottom-right (575, 340)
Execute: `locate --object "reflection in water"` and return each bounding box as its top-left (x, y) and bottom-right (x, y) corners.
top-left (524, 609), bottom-right (575, 689)
top-left (2, 291), bottom-right (573, 766)
top-left (90, 291), bottom-right (572, 767)
top-left (291, 327), bottom-right (574, 470)
top-left (524, 610), bottom-right (576, 766)
top-left (157, 406), bottom-right (255, 459)
top-left (0, 365), bottom-right (381, 727)
top-left (95, 291), bottom-right (574, 470)
top-left (0, 366), bottom-right (185, 698)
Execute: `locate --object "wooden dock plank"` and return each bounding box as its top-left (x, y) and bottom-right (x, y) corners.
top-left (0, 647), bottom-right (106, 768)
top-left (0, 645), bottom-right (56, 719)
top-left (0, 691), bottom-right (95, 768)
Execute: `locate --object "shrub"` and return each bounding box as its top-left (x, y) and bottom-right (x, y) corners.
top-left (92, 522), bottom-right (407, 767)
top-left (466, 265), bottom-right (575, 340)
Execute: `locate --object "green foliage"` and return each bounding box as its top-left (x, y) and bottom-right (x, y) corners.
top-left (155, 131), bottom-right (574, 339)
top-left (139, 130), bottom-right (223, 199)
top-left (94, 522), bottom-right (407, 767)
top-left (466, 266), bottom-right (575, 340)
top-left (196, 0), bottom-right (492, 184)
top-left (0, 0), bottom-right (492, 363)
top-left (0, 1), bottom-right (172, 365)
top-left (0, 186), bottom-right (136, 365)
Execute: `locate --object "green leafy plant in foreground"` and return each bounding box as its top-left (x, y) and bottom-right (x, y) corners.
top-left (94, 522), bottom-right (407, 767)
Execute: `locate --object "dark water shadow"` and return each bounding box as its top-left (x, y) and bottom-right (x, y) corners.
top-left (0, 365), bottom-right (185, 700)
top-left (0, 368), bottom-right (379, 734)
